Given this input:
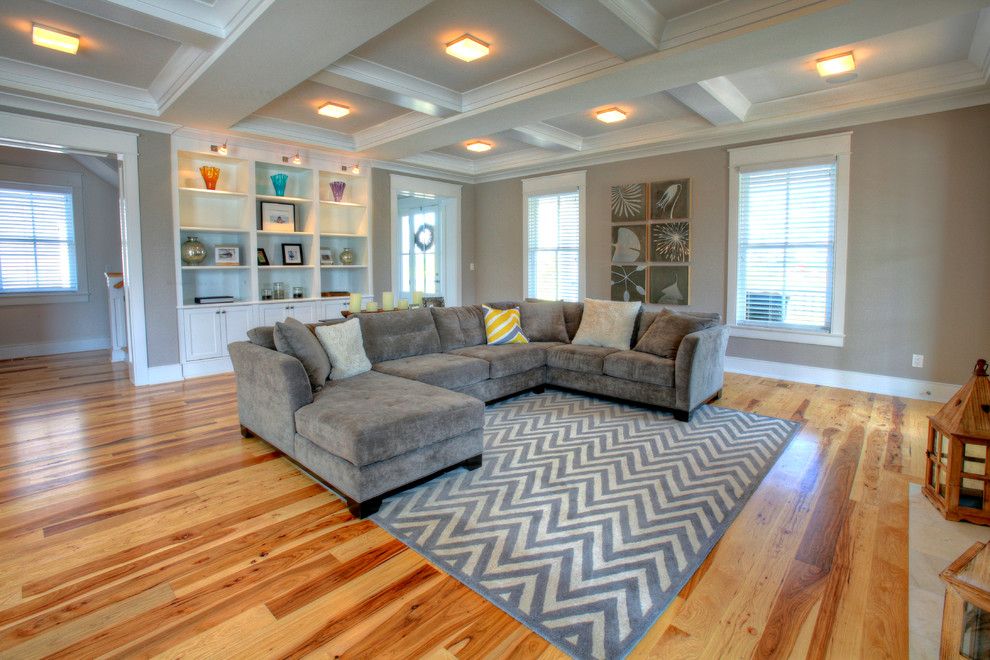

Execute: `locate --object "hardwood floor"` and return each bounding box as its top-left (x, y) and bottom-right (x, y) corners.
top-left (0, 350), bottom-right (935, 658)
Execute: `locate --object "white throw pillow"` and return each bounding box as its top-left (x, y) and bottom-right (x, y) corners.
top-left (572, 298), bottom-right (641, 350)
top-left (314, 319), bottom-right (371, 380)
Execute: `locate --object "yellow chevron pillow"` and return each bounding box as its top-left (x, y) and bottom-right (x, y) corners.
top-left (483, 305), bottom-right (529, 345)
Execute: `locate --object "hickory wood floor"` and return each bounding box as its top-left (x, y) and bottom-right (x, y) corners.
top-left (0, 350), bottom-right (934, 659)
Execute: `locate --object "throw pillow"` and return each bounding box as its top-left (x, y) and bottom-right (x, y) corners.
top-left (519, 301), bottom-right (568, 343)
top-left (314, 318), bottom-right (372, 380)
top-left (483, 305), bottom-right (529, 345)
top-left (571, 298), bottom-right (640, 350)
top-left (273, 317), bottom-right (331, 390)
top-left (246, 326), bottom-right (276, 350)
top-left (524, 298), bottom-right (583, 340)
top-left (635, 308), bottom-right (717, 359)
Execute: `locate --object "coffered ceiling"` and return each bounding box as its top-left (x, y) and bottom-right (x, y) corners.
top-left (1, 0), bottom-right (988, 182)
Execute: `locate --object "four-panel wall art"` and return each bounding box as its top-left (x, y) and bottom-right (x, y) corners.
top-left (610, 179), bottom-right (692, 305)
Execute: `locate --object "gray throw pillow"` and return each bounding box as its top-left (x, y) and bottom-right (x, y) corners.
top-left (634, 308), bottom-right (717, 359)
top-left (273, 317), bottom-right (332, 390)
top-left (519, 301), bottom-right (568, 342)
top-left (246, 326), bottom-right (276, 350)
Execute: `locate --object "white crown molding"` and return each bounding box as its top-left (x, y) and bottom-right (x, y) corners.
top-left (0, 57), bottom-right (158, 115)
top-left (970, 8), bottom-right (990, 82)
top-left (315, 56), bottom-right (461, 116)
top-left (513, 122), bottom-right (584, 151)
top-left (397, 151), bottom-right (479, 176)
top-left (660, 0), bottom-right (824, 49)
top-left (599, 0), bottom-right (666, 48)
top-left (46, 0), bottom-right (224, 45)
top-left (231, 116), bottom-right (356, 151)
top-left (0, 91), bottom-right (179, 133)
top-left (354, 112), bottom-right (445, 151)
top-left (148, 44), bottom-right (211, 108)
top-left (697, 77), bottom-right (751, 121)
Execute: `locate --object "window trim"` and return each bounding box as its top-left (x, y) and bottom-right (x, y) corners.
top-left (521, 170), bottom-right (586, 301)
top-left (0, 164), bottom-right (88, 306)
top-left (727, 133), bottom-right (851, 347)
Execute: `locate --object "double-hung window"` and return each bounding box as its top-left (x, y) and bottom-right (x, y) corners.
top-left (727, 133), bottom-right (850, 346)
top-left (522, 171), bottom-right (586, 302)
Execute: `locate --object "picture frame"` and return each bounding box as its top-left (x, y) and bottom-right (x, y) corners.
top-left (214, 245), bottom-right (240, 266)
top-left (650, 178), bottom-right (691, 220)
top-left (319, 247), bottom-right (334, 265)
top-left (257, 248), bottom-right (270, 266)
top-left (648, 265), bottom-right (690, 305)
top-left (259, 201), bottom-right (296, 233)
top-left (281, 243), bottom-right (303, 265)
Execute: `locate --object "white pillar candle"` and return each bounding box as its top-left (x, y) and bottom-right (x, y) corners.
top-left (412, 291), bottom-right (424, 306)
top-left (348, 292), bottom-right (361, 312)
top-left (397, 298), bottom-right (409, 310)
top-left (382, 291), bottom-right (394, 310)
top-left (366, 301), bottom-right (379, 312)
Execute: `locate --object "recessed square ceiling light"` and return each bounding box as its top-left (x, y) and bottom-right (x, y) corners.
top-left (445, 34), bottom-right (490, 62)
top-left (595, 107), bottom-right (627, 124)
top-left (32, 23), bottom-right (79, 54)
top-left (465, 140), bottom-right (492, 153)
top-left (318, 102), bottom-right (350, 118)
top-left (816, 52), bottom-right (856, 78)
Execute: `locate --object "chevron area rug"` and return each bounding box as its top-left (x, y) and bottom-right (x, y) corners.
top-left (374, 391), bottom-right (801, 659)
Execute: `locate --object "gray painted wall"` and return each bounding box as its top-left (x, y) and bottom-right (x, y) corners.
top-left (474, 104), bottom-right (990, 384)
top-left (0, 147), bottom-right (121, 351)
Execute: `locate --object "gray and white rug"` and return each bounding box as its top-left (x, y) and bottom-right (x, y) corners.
top-left (374, 391), bottom-right (801, 659)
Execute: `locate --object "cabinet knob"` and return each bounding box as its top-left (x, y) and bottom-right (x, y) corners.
top-left (222, 310), bottom-right (226, 314)
top-left (215, 310), bottom-right (220, 315)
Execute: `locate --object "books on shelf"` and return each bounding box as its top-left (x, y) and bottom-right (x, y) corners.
top-left (194, 296), bottom-right (235, 304)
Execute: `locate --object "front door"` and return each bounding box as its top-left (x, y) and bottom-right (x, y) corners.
top-left (399, 199), bottom-right (442, 299)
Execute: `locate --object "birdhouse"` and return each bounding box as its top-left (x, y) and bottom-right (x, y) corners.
top-left (924, 359), bottom-right (990, 525)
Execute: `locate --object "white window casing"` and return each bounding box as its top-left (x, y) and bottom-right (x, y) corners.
top-left (522, 170), bottom-right (586, 302)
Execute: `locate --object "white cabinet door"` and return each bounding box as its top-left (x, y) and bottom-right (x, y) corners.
top-left (220, 306), bottom-right (256, 347)
top-left (289, 302), bottom-right (317, 323)
top-left (259, 304), bottom-right (293, 326)
top-left (318, 300), bottom-right (346, 322)
top-left (183, 308), bottom-right (223, 361)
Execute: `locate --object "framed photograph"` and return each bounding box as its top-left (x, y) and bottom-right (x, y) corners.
top-left (214, 245), bottom-right (240, 266)
top-left (260, 201), bottom-right (296, 233)
top-left (650, 222), bottom-right (690, 263)
top-left (650, 178), bottom-right (690, 220)
top-left (281, 243), bottom-right (303, 265)
top-left (649, 265), bottom-right (690, 305)
top-left (611, 224), bottom-right (647, 263)
top-left (257, 248), bottom-right (270, 266)
top-left (611, 183), bottom-right (648, 222)
top-left (611, 265), bottom-right (647, 303)
top-left (320, 248), bottom-right (335, 265)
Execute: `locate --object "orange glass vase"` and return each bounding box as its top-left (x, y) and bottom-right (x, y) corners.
top-left (199, 165), bottom-right (220, 191)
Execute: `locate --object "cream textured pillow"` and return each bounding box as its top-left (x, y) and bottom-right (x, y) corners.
top-left (572, 299), bottom-right (641, 350)
top-left (314, 318), bottom-right (371, 380)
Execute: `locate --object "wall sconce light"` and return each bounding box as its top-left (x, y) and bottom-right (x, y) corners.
top-left (283, 152), bottom-right (302, 165)
top-left (210, 140), bottom-right (228, 156)
top-left (341, 164), bottom-right (361, 175)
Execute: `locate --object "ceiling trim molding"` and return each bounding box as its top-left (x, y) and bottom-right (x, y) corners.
top-left (697, 77), bottom-right (751, 121)
top-left (659, 0), bottom-right (824, 49)
top-left (231, 116), bottom-right (356, 151)
top-left (970, 8), bottom-right (990, 82)
top-left (0, 92), bottom-right (179, 133)
top-left (599, 0), bottom-right (666, 48)
top-left (148, 45), bottom-right (211, 109)
top-left (46, 0), bottom-right (224, 45)
top-left (316, 56), bottom-right (461, 116)
top-left (397, 151), bottom-right (478, 175)
top-left (0, 58), bottom-right (159, 115)
top-left (354, 112), bottom-right (445, 151)
top-left (514, 122), bottom-right (584, 150)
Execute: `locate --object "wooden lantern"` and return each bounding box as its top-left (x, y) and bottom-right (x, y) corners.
top-left (924, 359), bottom-right (990, 525)
top-left (940, 541), bottom-right (990, 659)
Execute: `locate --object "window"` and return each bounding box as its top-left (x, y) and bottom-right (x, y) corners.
top-left (522, 171), bottom-right (586, 302)
top-left (728, 133), bottom-right (850, 346)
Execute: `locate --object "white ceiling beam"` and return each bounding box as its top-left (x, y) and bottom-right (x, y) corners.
top-left (535, 0), bottom-right (664, 60)
top-left (45, 0), bottom-right (226, 47)
top-left (231, 116), bottom-right (356, 152)
top-left (970, 8), bottom-right (990, 81)
top-left (668, 77), bottom-right (751, 125)
top-left (361, 0), bottom-right (990, 160)
top-left (512, 123), bottom-right (584, 151)
top-left (70, 154), bottom-right (119, 187)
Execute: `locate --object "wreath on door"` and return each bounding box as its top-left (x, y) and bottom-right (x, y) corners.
top-left (414, 223), bottom-right (435, 251)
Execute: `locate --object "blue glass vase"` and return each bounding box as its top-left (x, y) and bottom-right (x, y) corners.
top-left (270, 173), bottom-right (288, 196)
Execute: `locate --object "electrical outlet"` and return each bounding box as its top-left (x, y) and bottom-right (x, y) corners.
top-left (470, 262), bottom-right (475, 271)
top-left (912, 354), bottom-right (924, 368)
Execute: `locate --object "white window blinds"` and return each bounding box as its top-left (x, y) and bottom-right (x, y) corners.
top-left (0, 184), bottom-right (78, 294)
top-left (736, 161), bottom-right (837, 333)
top-left (527, 190), bottom-right (579, 302)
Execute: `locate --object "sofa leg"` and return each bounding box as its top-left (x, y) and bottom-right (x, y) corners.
top-left (346, 495), bottom-right (382, 519)
top-left (707, 389), bottom-right (723, 403)
top-left (463, 454), bottom-right (483, 470)
top-left (673, 409), bottom-right (692, 423)
top-left (240, 424), bottom-right (254, 438)
top-left (532, 385), bottom-right (545, 395)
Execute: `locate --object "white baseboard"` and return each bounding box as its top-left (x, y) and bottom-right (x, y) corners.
top-left (0, 337), bottom-right (110, 360)
top-left (181, 357), bottom-right (232, 379)
top-left (725, 356), bottom-right (961, 403)
top-left (145, 363), bottom-right (184, 384)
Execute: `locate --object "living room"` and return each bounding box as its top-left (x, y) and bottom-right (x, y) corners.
top-left (0, 1), bottom-right (988, 658)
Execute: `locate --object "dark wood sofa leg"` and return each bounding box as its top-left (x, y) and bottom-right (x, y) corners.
top-left (532, 385), bottom-right (545, 394)
top-left (463, 454), bottom-right (483, 470)
top-left (707, 389), bottom-right (723, 403)
top-left (240, 424), bottom-right (254, 438)
top-left (673, 409), bottom-right (692, 422)
top-left (346, 495), bottom-right (383, 519)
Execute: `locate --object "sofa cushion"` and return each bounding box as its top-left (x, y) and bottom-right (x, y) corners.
top-left (546, 344), bottom-right (620, 375)
top-left (635, 308), bottom-right (721, 344)
top-left (572, 299), bottom-right (641, 350)
top-left (274, 317), bottom-right (332, 390)
top-left (295, 370), bottom-right (483, 467)
top-left (247, 326), bottom-right (276, 350)
top-left (373, 353), bottom-right (490, 389)
top-left (314, 318), bottom-right (372, 381)
top-left (356, 307), bottom-right (441, 363)
top-left (431, 305), bottom-right (486, 351)
top-left (603, 351), bottom-right (675, 387)
top-left (635, 308), bottom-right (718, 359)
top-left (519, 301), bottom-right (568, 342)
top-left (449, 342), bottom-right (558, 379)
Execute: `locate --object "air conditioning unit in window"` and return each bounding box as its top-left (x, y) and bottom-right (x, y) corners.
top-left (745, 291), bottom-right (787, 323)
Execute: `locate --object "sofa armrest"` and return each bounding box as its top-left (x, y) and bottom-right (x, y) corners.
top-left (674, 325), bottom-right (729, 413)
top-left (228, 341), bottom-right (313, 453)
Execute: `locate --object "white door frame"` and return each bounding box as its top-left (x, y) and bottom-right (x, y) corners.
top-left (389, 174), bottom-right (461, 306)
top-left (0, 111), bottom-right (150, 385)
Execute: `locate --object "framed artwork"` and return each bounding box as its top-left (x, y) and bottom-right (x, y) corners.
top-left (611, 265), bottom-right (647, 302)
top-left (281, 243), bottom-right (303, 265)
top-left (214, 245), bottom-right (240, 266)
top-left (320, 248), bottom-right (334, 265)
top-left (257, 248), bottom-right (270, 266)
top-left (611, 225), bottom-right (647, 263)
top-left (650, 178), bottom-right (690, 220)
top-left (260, 201), bottom-right (296, 233)
top-left (649, 266), bottom-right (690, 305)
top-left (650, 222), bottom-right (690, 263)
top-left (610, 183), bottom-right (648, 222)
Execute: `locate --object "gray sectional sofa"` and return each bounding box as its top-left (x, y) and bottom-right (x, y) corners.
top-left (229, 301), bottom-right (728, 518)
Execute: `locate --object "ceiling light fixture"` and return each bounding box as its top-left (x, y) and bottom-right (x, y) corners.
top-left (465, 140), bottom-right (492, 153)
top-left (595, 107), bottom-right (627, 123)
top-left (283, 152), bottom-right (301, 165)
top-left (32, 23), bottom-right (79, 54)
top-left (445, 34), bottom-right (490, 62)
top-left (210, 140), bottom-right (228, 156)
top-left (816, 51), bottom-right (856, 80)
top-left (318, 102), bottom-right (350, 118)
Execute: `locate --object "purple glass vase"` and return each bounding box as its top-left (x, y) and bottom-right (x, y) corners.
top-left (329, 180), bottom-right (346, 203)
